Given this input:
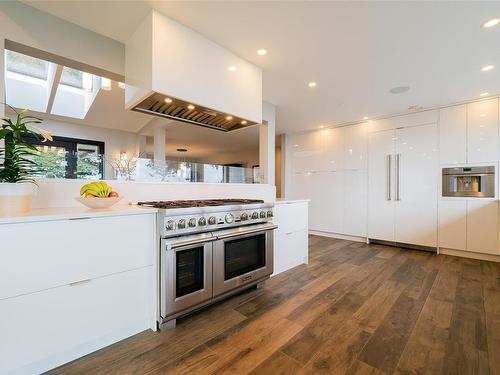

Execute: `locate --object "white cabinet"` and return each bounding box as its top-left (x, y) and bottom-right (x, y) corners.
top-left (0, 266), bottom-right (153, 375)
top-left (0, 213), bottom-right (156, 375)
top-left (438, 200), bottom-right (467, 250)
top-left (291, 132), bottom-right (323, 173)
top-left (439, 105), bottom-right (467, 165)
top-left (343, 123), bottom-right (368, 170)
top-left (467, 98), bottom-right (499, 163)
top-left (273, 201), bottom-right (309, 276)
top-left (322, 127), bottom-right (344, 171)
top-left (368, 129), bottom-right (395, 241)
top-left (343, 170), bottom-right (367, 237)
top-left (368, 124), bottom-right (438, 247)
top-left (466, 200), bottom-right (498, 255)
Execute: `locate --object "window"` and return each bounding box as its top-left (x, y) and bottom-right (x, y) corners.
top-left (10, 135), bottom-right (105, 180)
top-left (60, 67), bottom-right (93, 92)
top-left (5, 50), bottom-right (48, 80)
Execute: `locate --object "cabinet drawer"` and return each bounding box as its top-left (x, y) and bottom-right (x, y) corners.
top-left (273, 202), bottom-right (308, 235)
top-left (273, 229), bottom-right (308, 275)
top-left (0, 214), bottom-right (155, 300)
top-left (0, 266), bottom-right (153, 375)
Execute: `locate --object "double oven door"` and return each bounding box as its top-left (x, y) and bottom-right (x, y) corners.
top-left (212, 223), bottom-right (276, 297)
top-left (160, 223), bottom-right (277, 319)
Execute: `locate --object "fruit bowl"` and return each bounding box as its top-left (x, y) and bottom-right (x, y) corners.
top-left (75, 196), bottom-right (122, 209)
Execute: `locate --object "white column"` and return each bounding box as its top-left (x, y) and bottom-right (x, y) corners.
top-left (153, 127), bottom-right (166, 161)
top-left (137, 135), bottom-right (147, 157)
top-left (259, 101), bottom-right (276, 185)
top-left (0, 39), bottom-right (5, 150)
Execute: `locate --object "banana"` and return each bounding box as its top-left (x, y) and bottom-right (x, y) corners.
top-left (79, 181), bottom-right (113, 198)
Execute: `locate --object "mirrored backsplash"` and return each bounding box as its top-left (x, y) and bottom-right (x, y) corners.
top-left (11, 148), bottom-right (260, 184)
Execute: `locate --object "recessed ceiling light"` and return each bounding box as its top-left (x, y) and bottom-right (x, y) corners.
top-left (481, 65), bottom-right (495, 72)
top-left (480, 92), bottom-right (489, 97)
top-left (164, 97), bottom-right (173, 103)
top-left (294, 144), bottom-right (299, 147)
top-left (228, 65), bottom-right (237, 72)
top-left (319, 125), bottom-right (325, 129)
top-left (257, 49), bottom-right (267, 56)
top-left (482, 17), bottom-right (500, 28)
top-left (362, 116), bottom-right (369, 120)
top-left (308, 82), bottom-right (317, 88)
top-left (118, 82), bottom-right (125, 89)
top-left (390, 86), bottom-right (410, 94)
top-left (241, 120), bottom-right (247, 125)
top-left (187, 104), bottom-right (195, 110)
top-left (225, 116), bottom-right (233, 121)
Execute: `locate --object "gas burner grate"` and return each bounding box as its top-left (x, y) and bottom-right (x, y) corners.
top-left (137, 199), bottom-right (264, 209)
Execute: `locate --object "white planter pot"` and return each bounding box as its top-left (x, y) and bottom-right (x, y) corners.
top-left (0, 183), bottom-right (36, 216)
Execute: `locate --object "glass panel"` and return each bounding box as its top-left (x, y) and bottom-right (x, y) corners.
top-left (60, 67), bottom-right (93, 92)
top-left (5, 50), bottom-right (48, 80)
top-left (224, 234), bottom-right (266, 280)
top-left (30, 145), bottom-right (67, 179)
top-left (176, 247), bottom-right (204, 298)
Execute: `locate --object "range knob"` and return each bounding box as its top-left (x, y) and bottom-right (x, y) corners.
top-left (240, 212), bottom-right (248, 221)
top-left (198, 217), bottom-right (207, 226)
top-left (259, 211), bottom-right (266, 218)
top-left (166, 220), bottom-right (175, 230)
top-left (225, 213), bottom-right (234, 224)
top-left (251, 212), bottom-right (259, 219)
top-left (178, 219), bottom-right (186, 229)
top-left (188, 218), bottom-right (197, 227)
top-left (208, 216), bottom-right (217, 225)
top-left (267, 210), bottom-right (273, 218)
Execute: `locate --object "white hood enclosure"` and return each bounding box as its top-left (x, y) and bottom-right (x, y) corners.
top-left (125, 11), bottom-right (262, 131)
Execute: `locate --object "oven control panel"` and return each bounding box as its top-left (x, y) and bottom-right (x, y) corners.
top-left (161, 208), bottom-right (273, 236)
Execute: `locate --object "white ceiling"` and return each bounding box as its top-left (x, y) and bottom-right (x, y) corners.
top-left (24, 1), bottom-right (500, 134)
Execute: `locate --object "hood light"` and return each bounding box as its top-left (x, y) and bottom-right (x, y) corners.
top-left (187, 104), bottom-right (195, 110)
top-left (164, 98), bottom-right (173, 103)
top-left (241, 120), bottom-right (247, 125)
top-left (226, 116), bottom-right (233, 121)
top-left (480, 92), bottom-right (489, 97)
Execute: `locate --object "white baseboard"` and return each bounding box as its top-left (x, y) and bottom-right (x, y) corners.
top-left (439, 248), bottom-right (500, 263)
top-left (308, 230), bottom-right (366, 243)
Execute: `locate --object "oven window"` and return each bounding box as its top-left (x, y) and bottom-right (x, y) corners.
top-left (224, 234), bottom-right (266, 280)
top-left (176, 247), bottom-right (204, 298)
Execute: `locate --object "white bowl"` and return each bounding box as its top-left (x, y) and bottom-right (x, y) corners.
top-left (75, 196), bottom-right (122, 209)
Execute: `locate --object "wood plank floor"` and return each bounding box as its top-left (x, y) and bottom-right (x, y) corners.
top-left (47, 236), bottom-right (500, 375)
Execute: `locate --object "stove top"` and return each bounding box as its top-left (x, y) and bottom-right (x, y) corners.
top-left (137, 199), bottom-right (265, 209)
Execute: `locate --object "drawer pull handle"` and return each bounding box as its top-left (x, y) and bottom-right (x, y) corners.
top-left (285, 232), bottom-right (294, 235)
top-left (69, 279), bottom-right (91, 286)
top-left (68, 217), bottom-right (91, 221)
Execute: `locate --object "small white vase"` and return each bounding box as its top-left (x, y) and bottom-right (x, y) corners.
top-left (0, 182), bottom-right (36, 216)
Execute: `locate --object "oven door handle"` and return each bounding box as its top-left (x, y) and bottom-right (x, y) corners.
top-left (216, 224), bottom-right (278, 240)
top-left (168, 236), bottom-right (216, 250)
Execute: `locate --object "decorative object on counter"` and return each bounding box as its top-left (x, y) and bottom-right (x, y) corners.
top-left (76, 181), bottom-right (121, 209)
top-left (0, 107), bottom-right (51, 216)
top-left (107, 152), bottom-right (137, 180)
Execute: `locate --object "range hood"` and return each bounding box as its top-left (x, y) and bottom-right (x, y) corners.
top-left (125, 11), bottom-right (262, 132)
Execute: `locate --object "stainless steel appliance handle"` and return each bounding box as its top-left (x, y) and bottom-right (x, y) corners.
top-left (395, 153), bottom-right (401, 201)
top-left (386, 154), bottom-right (392, 201)
top-left (169, 236), bottom-right (215, 249)
top-left (216, 224), bottom-right (278, 240)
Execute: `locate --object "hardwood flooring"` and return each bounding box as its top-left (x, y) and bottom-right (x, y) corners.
top-left (47, 236), bottom-right (500, 375)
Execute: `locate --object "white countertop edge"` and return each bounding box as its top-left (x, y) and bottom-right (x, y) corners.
top-left (275, 199), bottom-right (311, 205)
top-left (0, 205), bottom-right (158, 225)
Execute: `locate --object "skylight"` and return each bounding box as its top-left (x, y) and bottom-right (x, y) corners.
top-left (4, 49), bottom-right (106, 120)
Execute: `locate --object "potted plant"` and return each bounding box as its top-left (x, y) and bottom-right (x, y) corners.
top-left (0, 107), bottom-right (52, 216)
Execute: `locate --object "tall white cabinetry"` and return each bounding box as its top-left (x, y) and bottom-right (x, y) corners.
top-left (438, 98), bottom-right (499, 256)
top-left (290, 124), bottom-right (368, 237)
top-left (368, 123), bottom-right (438, 247)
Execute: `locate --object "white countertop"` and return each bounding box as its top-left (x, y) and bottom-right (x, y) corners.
top-left (0, 205), bottom-right (158, 225)
top-left (275, 198), bottom-right (311, 205)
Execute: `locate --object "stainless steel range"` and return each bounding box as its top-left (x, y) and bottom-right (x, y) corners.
top-left (138, 199), bottom-right (277, 330)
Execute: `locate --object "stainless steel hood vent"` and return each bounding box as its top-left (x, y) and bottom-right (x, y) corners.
top-left (131, 93), bottom-right (258, 132)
